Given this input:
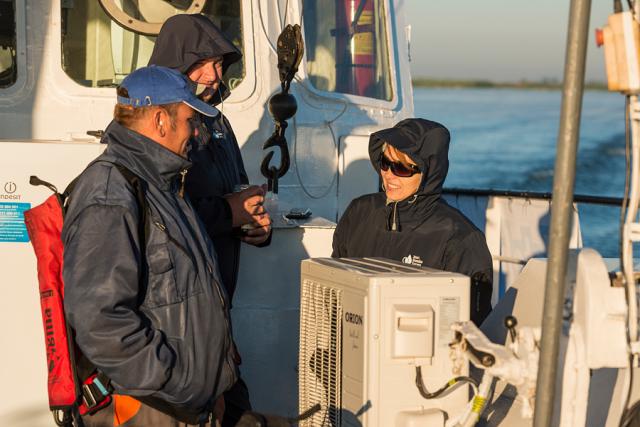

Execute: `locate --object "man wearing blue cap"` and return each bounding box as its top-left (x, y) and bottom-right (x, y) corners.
top-left (62, 65), bottom-right (235, 425)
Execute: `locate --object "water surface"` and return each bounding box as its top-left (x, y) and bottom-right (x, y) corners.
top-left (414, 87), bottom-right (625, 257)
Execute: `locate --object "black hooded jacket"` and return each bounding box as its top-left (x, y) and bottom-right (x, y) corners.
top-left (149, 14), bottom-right (257, 301)
top-left (332, 119), bottom-right (493, 325)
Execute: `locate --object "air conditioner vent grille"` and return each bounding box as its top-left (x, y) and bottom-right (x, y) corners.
top-left (299, 279), bottom-right (343, 427)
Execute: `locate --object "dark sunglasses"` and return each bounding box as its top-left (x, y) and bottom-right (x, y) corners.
top-left (378, 154), bottom-right (421, 177)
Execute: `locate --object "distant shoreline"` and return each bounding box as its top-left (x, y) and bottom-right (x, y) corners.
top-left (412, 78), bottom-right (608, 91)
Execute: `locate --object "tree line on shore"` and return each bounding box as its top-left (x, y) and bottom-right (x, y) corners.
top-left (412, 78), bottom-right (607, 91)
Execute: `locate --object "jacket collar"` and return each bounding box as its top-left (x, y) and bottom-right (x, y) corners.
top-left (102, 121), bottom-right (191, 191)
top-left (384, 193), bottom-right (440, 232)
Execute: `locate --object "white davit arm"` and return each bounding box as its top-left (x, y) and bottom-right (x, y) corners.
top-left (449, 320), bottom-right (541, 421)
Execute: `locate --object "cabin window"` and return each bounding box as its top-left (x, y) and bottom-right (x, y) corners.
top-left (0, 0), bottom-right (17, 88)
top-left (61, 1), bottom-right (244, 89)
top-left (303, 0), bottom-right (392, 101)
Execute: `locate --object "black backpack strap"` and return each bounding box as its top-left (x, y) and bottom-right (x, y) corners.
top-left (112, 163), bottom-right (149, 248)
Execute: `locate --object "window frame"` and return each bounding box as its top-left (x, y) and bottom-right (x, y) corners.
top-left (0, 0), bottom-right (27, 97)
top-left (297, 0), bottom-right (400, 110)
top-left (51, 0), bottom-right (256, 104)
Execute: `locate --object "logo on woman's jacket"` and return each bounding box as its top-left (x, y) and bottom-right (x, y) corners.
top-left (402, 254), bottom-right (423, 266)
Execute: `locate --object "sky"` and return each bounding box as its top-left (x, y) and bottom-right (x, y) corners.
top-left (402, 1), bottom-right (613, 83)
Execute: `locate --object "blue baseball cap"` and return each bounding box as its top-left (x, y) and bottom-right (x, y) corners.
top-left (116, 65), bottom-right (219, 117)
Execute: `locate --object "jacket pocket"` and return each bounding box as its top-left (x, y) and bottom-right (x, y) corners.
top-left (146, 243), bottom-right (180, 307)
top-left (149, 219), bottom-right (204, 304)
top-left (144, 303), bottom-right (188, 339)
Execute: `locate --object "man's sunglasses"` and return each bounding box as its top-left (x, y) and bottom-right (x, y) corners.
top-left (378, 154), bottom-right (421, 177)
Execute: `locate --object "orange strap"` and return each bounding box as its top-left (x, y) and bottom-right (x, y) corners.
top-left (113, 395), bottom-right (142, 426)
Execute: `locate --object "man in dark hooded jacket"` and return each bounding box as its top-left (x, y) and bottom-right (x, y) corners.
top-left (148, 14), bottom-right (271, 426)
top-left (149, 13), bottom-right (272, 302)
top-left (332, 118), bottom-right (493, 325)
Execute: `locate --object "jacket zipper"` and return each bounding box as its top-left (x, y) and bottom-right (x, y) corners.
top-left (391, 202), bottom-right (398, 231)
top-left (172, 186), bottom-right (235, 387)
top-left (220, 307), bottom-right (236, 387)
top-left (178, 169), bottom-right (188, 198)
top-left (154, 196), bottom-right (235, 394)
top-left (153, 215), bottom-right (232, 373)
top-left (205, 267), bottom-right (235, 387)
top-left (167, 198), bottom-right (228, 312)
top-left (208, 264), bottom-right (227, 310)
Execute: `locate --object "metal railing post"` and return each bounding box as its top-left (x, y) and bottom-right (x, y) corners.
top-left (533, 0), bottom-right (591, 425)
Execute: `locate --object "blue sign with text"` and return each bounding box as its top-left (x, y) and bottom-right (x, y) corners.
top-left (0, 202), bottom-right (31, 242)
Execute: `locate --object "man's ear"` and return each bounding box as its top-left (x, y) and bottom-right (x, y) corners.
top-left (153, 108), bottom-right (167, 137)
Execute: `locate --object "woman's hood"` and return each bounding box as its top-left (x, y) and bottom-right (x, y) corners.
top-left (369, 118), bottom-right (450, 197)
top-left (148, 14), bottom-right (242, 76)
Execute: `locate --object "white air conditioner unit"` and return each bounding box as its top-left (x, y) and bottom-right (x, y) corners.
top-left (299, 257), bottom-right (471, 427)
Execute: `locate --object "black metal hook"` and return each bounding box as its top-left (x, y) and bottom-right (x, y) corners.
top-left (260, 24), bottom-right (304, 194)
top-left (260, 123), bottom-right (291, 194)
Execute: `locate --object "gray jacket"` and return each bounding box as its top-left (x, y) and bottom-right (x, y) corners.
top-left (62, 121), bottom-right (235, 422)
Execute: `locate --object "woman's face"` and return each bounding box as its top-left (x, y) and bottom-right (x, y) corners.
top-left (380, 146), bottom-right (422, 201)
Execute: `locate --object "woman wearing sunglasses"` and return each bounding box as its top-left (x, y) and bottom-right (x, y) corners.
top-left (332, 118), bottom-right (493, 325)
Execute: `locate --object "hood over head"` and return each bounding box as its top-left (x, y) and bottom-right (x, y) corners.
top-left (149, 14), bottom-right (241, 75)
top-left (369, 118), bottom-right (450, 198)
